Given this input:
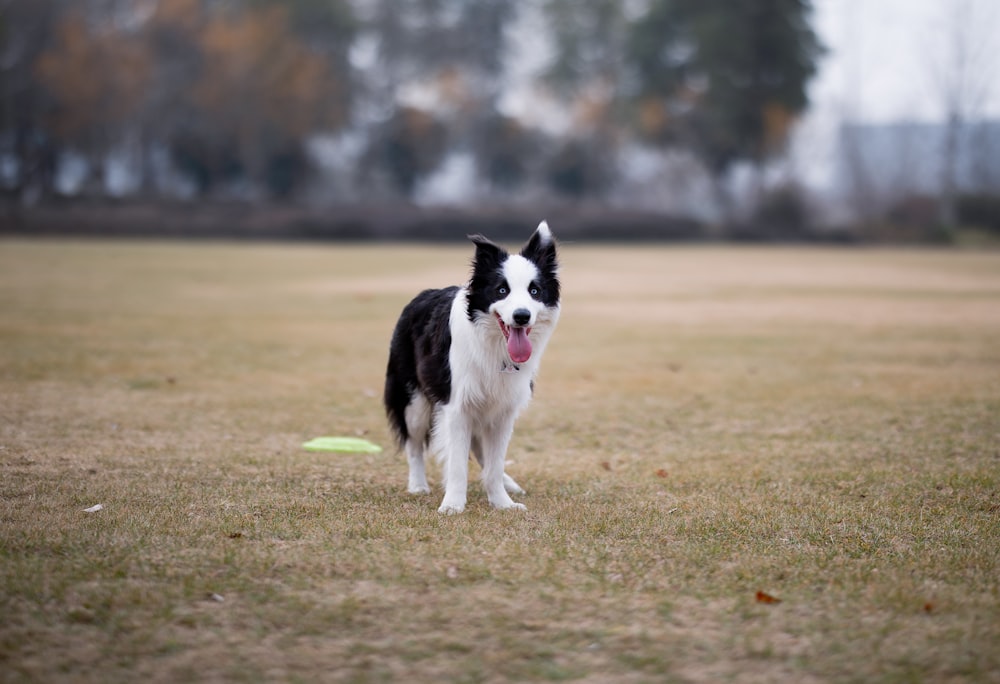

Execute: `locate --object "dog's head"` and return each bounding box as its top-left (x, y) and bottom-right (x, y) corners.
top-left (466, 221), bottom-right (560, 364)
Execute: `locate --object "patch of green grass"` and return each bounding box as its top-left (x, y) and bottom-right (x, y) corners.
top-left (1, 239), bottom-right (999, 682)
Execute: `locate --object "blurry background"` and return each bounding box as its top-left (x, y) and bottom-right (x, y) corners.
top-left (1, 0), bottom-right (998, 242)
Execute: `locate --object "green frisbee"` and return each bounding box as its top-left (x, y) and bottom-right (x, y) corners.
top-left (302, 436), bottom-right (383, 454)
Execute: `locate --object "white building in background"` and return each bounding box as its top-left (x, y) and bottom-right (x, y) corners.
top-left (836, 120), bottom-right (1000, 201)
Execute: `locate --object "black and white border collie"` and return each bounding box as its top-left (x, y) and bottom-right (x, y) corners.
top-left (384, 222), bottom-right (560, 514)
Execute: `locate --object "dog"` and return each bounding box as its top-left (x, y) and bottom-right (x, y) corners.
top-left (384, 222), bottom-right (560, 514)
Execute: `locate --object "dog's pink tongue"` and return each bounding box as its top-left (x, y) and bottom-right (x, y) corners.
top-left (508, 327), bottom-right (532, 363)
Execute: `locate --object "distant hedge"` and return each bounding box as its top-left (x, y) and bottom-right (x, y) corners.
top-left (958, 194), bottom-right (1000, 234)
top-left (0, 198), bottom-right (890, 243)
top-left (0, 200), bottom-right (707, 242)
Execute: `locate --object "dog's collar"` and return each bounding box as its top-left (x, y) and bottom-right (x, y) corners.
top-left (500, 360), bottom-right (521, 373)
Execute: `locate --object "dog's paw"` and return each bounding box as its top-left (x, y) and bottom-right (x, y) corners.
top-left (491, 499), bottom-right (527, 512)
top-left (408, 484), bottom-right (431, 495)
top-left (437, 501), bottom-right (465, 515)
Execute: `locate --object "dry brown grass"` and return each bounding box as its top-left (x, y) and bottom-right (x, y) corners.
top-left (1, 238), bottom-right (999, 683)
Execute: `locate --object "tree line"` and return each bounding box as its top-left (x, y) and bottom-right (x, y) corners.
top-left (1, 0), bottom-right (822, 213)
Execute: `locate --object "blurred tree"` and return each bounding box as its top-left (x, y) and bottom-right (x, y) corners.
top-left (246, 0), bottom-right (355, 111)
top-left (472, 112), bottom-right (536, 192)
top-left (628, 0), bottom-right (823, 216)
top-left (544, 0), bottom-right (626, 96)
top-left (35, 10), bottom-right (151, 196)
top-left (0, 0), bottom-right (62, 201)
top-left (927, 0), bottom-right (994, 229)
top-left (361, 0), bottom-right (513, 105)
top-left (24, 0), bottom-right (353, 200)
top-left (249, 0), bottom-right (355, 50)
top-left (359, 0), bottom-right (516, 195)
top-left (546, 137), bottom-right (611, 198)
top-left (128, 0), bottom-right (206, 195)
top-left (167, 128), bottom-right (243, 197)
top-left (4, 0), bottom-right (828, 214)
top-left (185, 3), bottom-right (346, 198)
top-left (539, 1), bottom-right (630, 202)
top-left (264, 140), bottom-right (312, 199)
top-left (367, 105), bottom-right (448, 198)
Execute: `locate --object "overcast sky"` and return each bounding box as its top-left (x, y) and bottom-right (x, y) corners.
top-left (811, 0), bottom-right (1000, 122)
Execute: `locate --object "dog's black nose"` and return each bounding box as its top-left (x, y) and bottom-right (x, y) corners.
top-left (513, 309), bottom-right (531, 326)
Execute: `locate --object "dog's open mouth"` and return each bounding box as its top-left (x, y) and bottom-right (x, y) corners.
top-left (496, 314), bottom-right (532, 364)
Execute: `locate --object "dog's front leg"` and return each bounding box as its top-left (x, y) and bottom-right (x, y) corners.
top-left (479, 420), bottom-right (526, 511)
top-left (472, 438), bottom-right (525, 496)
top-left (437, 407), bottom-right (471, 515)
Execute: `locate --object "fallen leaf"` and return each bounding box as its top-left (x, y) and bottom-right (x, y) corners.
top-left (82, 504), bottom-right (104, 513)
top-left (227, 532), bottom-right (243, 539)
top-left (755, 590), bottom-right (782, 604)
top-left (599, 461), bottom-right (612, 471)
top-left (206, 593), bottom-right (225, 603)
top-left (655, 469), bottom-right (668, 478)
top-left (923, 601), bottom-right (935, 614)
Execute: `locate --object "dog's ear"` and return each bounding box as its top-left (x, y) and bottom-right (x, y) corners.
top-left (468, 233), bottom-right (508, 275)
top-left (468, 233), bottom-right (501, 251)
top-left (520, 221), bottom-right (557, 271)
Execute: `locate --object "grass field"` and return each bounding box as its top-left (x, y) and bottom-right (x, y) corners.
top-left (1, 238), bottom-right (999, 683)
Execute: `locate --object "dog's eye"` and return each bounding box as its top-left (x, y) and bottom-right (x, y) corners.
top-left (497, 285), bottom-right (508, 296)
top-left (530, 286), bottom-right (540, 297)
